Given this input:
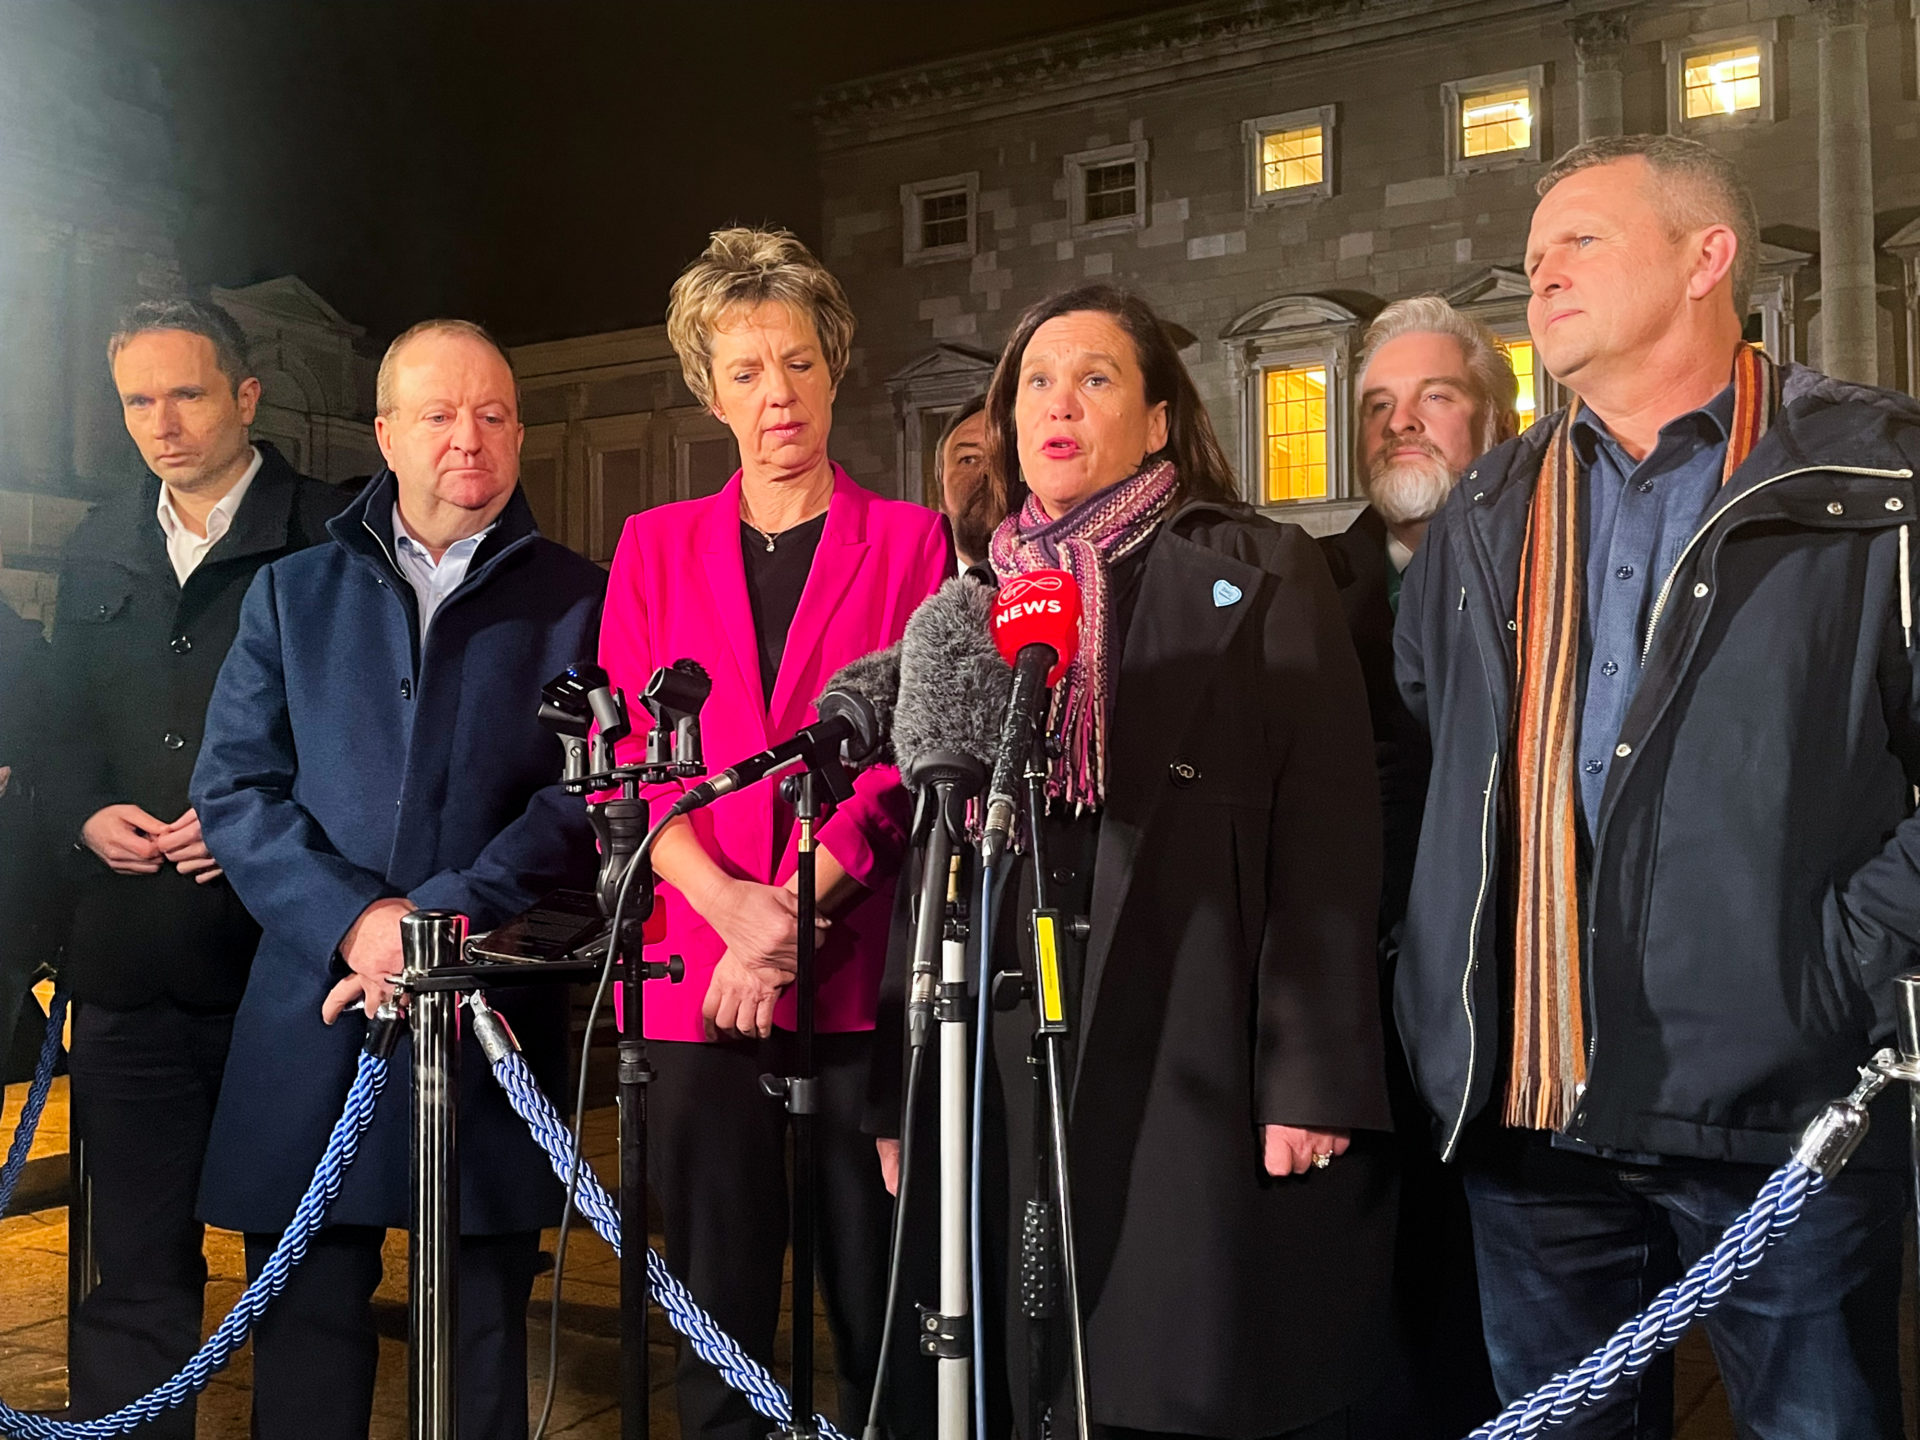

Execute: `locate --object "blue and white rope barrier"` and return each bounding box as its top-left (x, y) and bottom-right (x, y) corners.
top-left (476, 1012), bottom-right (850, 1440)
top-left (0, 989), bottom-right (67, 1219)
top-left (0, 1048), bottom-right (390, 1440)
top-left (1466, 1158), bottom-right (1819, 1439)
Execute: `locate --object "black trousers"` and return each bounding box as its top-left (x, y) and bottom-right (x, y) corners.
top-left (66, 998), bottom-right (234, 1440)
top-left (242, 1225), bottom-right (541, 1440)
top-left (651, 1030), bottom-right (922, 1440)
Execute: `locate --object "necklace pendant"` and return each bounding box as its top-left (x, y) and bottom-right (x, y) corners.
top-left (764, 535), bottom-right (776, 552)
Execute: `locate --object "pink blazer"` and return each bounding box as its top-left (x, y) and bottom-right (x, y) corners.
top-left (600, 465), bottom-right (950, 1040)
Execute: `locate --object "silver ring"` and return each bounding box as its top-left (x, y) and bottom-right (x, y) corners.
top-left (1311, 1152), bottom-right (1332, 1169)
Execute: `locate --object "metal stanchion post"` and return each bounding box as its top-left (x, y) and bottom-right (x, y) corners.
top-left (1884, 971), bottom-right (1920, 1423)
top-left (406, 909), bottom-right (468, 1440)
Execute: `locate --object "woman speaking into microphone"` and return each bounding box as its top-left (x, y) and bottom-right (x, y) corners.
top-left (967, 284), bottom-right (1394, 1440)
top-left (599, 227), bottom-right (948, 1440)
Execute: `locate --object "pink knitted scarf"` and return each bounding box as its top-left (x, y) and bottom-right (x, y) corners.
top-left (987, 458), bottom-right (1179, 811)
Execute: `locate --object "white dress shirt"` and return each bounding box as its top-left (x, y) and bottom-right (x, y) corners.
top-left (155, 446), bottom-right (263, 585)
top-left (390, 504), bottom-right (496, 633)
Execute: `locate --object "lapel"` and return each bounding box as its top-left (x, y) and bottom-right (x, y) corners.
top-left (767, 466), bottom-right (869, 732)
top-left (696, 473), bottom-right (769, 742)
top-left (1071, 516), bottom-right (1263, 1097)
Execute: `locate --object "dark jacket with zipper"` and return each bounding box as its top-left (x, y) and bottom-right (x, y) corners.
top-left (44, 442), bottom-right (348, 1011)
top-left (1395, 366), bottom-right (1920, 1167)
top-left (190, 471), bottom-right (603, 1233)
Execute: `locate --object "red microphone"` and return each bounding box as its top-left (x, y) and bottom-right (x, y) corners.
top-left (981, 569), bottom-right (1083, 865)
top-left (989, 569), bottom-right (1082, 683)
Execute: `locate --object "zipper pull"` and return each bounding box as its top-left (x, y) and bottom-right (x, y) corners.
top-left (1901, 523), bottom-right (1913, 652)
top-left (1458, 586), bottom-right (1467, 612)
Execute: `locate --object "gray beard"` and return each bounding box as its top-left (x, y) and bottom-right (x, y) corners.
top-left (1366, 450), bottom-right (1458, 527)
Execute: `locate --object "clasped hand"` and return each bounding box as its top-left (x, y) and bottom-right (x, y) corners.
top-left (81, 804), bottom-right (224, 883)
top-left (701, 878), bottom-right (831, 1041)
top-left (322, 896), bottom-right (418, 1025)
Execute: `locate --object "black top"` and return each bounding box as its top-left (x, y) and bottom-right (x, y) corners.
top-left (741, 513), bottom-right (828, 703)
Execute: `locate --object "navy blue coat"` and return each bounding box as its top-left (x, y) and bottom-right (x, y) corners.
top-left (191, 472), bottom-right (604, 1232)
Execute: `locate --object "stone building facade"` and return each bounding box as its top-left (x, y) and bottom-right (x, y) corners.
top-left (811, 0), bottom-right (1920, 535)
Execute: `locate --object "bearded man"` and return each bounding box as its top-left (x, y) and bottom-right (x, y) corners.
top-left (1320, 294), bottom-right (1517, 1440)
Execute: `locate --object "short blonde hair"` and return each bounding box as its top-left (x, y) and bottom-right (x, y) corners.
top-left (376, 317), bottom-right (518, 416)
top-left (1356, 296), bottom-right (1520, 452)
top-left (666, 227), bottom-right (856, 410)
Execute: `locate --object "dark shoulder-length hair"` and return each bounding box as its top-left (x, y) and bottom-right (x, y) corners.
top-left (983, 284), bottom-right (1241, 524)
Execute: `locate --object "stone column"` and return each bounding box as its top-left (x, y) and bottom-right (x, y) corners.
top-left (1569, 10), bottom-right (1631, 141)
top-left (1815, 0), bottom-right (1878, 384)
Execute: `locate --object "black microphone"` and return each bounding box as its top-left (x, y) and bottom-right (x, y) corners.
top-left (669, 648), bottom-right (898, 816)
top-left (980, 570), bottom-right (1083, 868)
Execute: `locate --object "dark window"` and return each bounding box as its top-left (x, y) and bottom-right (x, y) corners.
top-left (1083, 162), bottom-right (1139, 223)
top-left (921, 191), bottom-right (970, 250)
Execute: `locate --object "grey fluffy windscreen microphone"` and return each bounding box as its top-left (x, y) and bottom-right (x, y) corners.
top-left (893, 575), bottom-right (1011, 785)
top-left (815, 642), bottom-right (901, 769)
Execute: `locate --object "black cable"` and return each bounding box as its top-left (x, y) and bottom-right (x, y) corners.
top-left (533, 807), bottom-right (676, 1440)
top-left (863, 1039), bottom-right (927, 1440)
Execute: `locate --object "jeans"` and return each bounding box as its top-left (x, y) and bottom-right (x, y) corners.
top-left (1461, 1130), bottom-right (1907, 1439)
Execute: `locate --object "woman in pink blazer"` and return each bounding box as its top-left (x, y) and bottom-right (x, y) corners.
top-left (600, 227), bottom-right (948, 1440)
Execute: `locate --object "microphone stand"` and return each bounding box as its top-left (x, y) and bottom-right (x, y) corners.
top-left (764, 737), bottom-right (857, 1440)
top-left (1020, 740), bottom-right (1092, 1440)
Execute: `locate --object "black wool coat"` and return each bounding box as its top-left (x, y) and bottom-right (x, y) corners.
top-left (1318, 506), bottom-right (1428, 941)
top-left (983, 504), bottom-right (1395, 1438)
top-left (43, 443), bottom-right (348, 1011)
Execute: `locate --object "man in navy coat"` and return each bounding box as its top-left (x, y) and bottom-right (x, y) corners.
top-left (193, 318), bottom-right (604, 1440)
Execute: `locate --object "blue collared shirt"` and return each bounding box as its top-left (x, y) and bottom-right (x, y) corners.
top-left (1575, 385), bottom-right (1735, 830)
top-left (390, 505), bottom-right (496, 634)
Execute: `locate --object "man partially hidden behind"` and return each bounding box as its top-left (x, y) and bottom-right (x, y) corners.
top-left (192, 318), bottom-right (603, 1440)
top-left (43, 298), bottom-right (345, 1435)
top-left (1398, 134), bottom-right (1920, 1436)
top-left (1322, 296), bottom-right (1514, 1440)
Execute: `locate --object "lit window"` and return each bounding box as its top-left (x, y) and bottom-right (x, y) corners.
top-left (1461, 85), bottom-right (1532, 158)
top-left (1084, 163), bottom-right (1139, 223)
top-left (1683, 43), bottom-right (1762, 118)
top-left (1506, 340), bottom-right (1537, 429)
top-left (1263, 365), bottom-right (1328, 503)
top-left (1261, 125), bottom-right (1324, 193)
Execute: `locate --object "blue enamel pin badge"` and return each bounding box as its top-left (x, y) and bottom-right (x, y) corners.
top-left (1212, 579), bottom-right (1243, 608)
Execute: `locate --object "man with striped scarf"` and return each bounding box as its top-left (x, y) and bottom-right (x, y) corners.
top-left (1395, 134), bottom-right (1920, 1438)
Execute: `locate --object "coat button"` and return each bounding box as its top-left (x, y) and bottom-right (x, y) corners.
top-left (400, 678), bottom-right (413, 700)
top-left (1168, 761), bottom-right (1200, 787)
top-left (170, 634), bottom-right (192, 654)
top-left (1693, 582), bottom-right (1710, 598)
top-left (95, 604), bottom-right (111, 619)
top-left (1050, 866), bottom-right (1075, 886)
top-left (1614, 742), bottom-right (1632, 758)
top-left (1888, 497), bottom-right (1905, 512)
top-left (161, 731), bottom-right (185, 751)
top-left (1828, 501), bottom-right (1845, 516)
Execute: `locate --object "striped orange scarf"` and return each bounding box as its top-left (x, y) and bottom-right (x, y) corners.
top-left (1506, 344), bottom-right (1780, 1131)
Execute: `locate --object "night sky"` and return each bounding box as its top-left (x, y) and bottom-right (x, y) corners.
top-left (136, 1), bottom-right (1192, 345)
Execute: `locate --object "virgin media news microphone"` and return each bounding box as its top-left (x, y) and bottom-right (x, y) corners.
top-left (981, 569), bottom-right (1082, 866)
top-left (668, 646), bottom-right (898, 816)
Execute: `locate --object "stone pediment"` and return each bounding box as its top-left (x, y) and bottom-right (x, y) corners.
top-left (1887, 221), bottom-right (1920, 258)
top-left (1444, 267), bottom-right (1530, 307)
top-left (213, 275), bottom-right (364, 338)
top-left (1758, 242), bottom-right (1813, 272)
top-left (1222, 294), bottom-right (1360, 338)
top-left (885, 343), bottom-right (998, 390)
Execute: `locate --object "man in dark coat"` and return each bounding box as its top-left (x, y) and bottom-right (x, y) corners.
top-left (1398, 135), bottom-right (1919, 1436)
top-left (192, 318), bottom-right (603, 1440)
top-left (1323, 296), bottom-right (1516, 1440)
top-left (40, 297), bottom-right (346, 1436)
